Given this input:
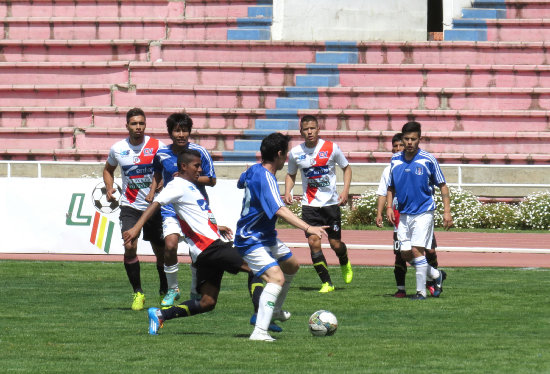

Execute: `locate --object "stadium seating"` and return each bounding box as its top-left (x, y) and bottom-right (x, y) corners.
top-left (0, 0), bottom-right (550, 165)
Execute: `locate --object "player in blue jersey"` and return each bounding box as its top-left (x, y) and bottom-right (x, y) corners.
top-left (386, 122), bottom-right (453, 300)
top-left (151, 113), bottom-right (217, 307)
top-left (234, 132), bottom-right (328, 341)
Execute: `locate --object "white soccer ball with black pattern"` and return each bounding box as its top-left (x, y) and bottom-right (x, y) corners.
top-left (308, 310), bottom-right (338, 336)
top-left (91, 181), bottom-right (122, 214)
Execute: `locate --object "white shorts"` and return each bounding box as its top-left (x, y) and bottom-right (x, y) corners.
top-left (243, 239), bottom-right (292, 276)
top-left (397, 211), bottom-right (434, 251)
top-left (162, 216), bottom-right (190, 256)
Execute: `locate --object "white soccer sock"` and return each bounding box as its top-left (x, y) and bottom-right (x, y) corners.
top-left (255, 283), bottom-right (282, 332)
top-left (164, 263), bottom-right (179, 290)
top-left (274, 273), bottom-right (294, 313)
top-left (427, 265), bottom-right (440, 281)
top-left (412, 256), bottom-right (428, 297)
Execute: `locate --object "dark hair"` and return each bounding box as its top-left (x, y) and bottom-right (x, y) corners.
top-left (299, 115), bottom-right (318, 130)
top-left (166, 112), bottom-right (193, 135)
top-left (391, 133), bottom-right (403, 144)
top-left (260, 132), bottom-right (291, 162)
top-left (401, 121), bottom-right (422, 137)
top-left (126, 108), bottom-right (145, 123)
top-left (177, 149), bottom-right (201, 170)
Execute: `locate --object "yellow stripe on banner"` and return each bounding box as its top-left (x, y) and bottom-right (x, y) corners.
top-left (96, 215), bottom-right (108, 249)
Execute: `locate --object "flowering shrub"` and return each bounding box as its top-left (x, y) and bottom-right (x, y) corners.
top-left (346, 190), bottom-right (379, 226)
top-left (434, 187), bottom-right (482, 229)
top-left (518, 191), bottom-right (550, 230)
top-left (478, 202), bottom-right (521, 230)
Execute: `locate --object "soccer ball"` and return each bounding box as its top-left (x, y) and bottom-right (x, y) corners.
top-left (308, 310), bottom-right (338, 336)
top-left (91, 181), bottom-right (122, 214)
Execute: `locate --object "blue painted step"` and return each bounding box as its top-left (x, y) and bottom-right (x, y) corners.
top-left (248, 6), bottom-right (273, 18)
top-left (275, 98), bottom-right (319, 109)
top-left (233, 139), bottom-right (262, 151)
top-left (316, 52), bottom-right (358, 64)
top-left (227, 28), bottom-right (271, 40)
top-left (221, 151), bottom-right (258, 162)
top-left (236, 18), bottom-right (272, 28)
top-left (255, 119), bottom-right (299, 130)
top-left (444, 28), bottom-right (488, 41)
top-left (472, 0), bottom-right (506, 9)
top-left (462, 8), bottom-right (506, 19)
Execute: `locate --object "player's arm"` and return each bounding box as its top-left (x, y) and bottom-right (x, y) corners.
top-left (123, 201), bottom-right (161, 245)
top-left (275, 206), bottom-right (328, 239)
top-left (376, 195), bottom-right (387, 228)
top-left (439, 183), bottom-right (453, 230)
top-left (385, 186), bottom-right (396, 225)
top-left (103, 162), bottom-right (118, 202)
top-left (146, 171), bottom-right (162, 204)
top-left (197, 175), bottom-right (216, 187)
top-left (338, 164), bottom-right (352, 206)
top-left (284, 173), bottom-right (297, 205)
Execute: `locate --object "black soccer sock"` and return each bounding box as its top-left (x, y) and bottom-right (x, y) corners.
top-left (426, 251), bottom-right (438, 268)
top-left (248, 272), bottom-right (264, 313)
top-left (124, 258), bottom-right (142, 293)
top-left (161, 299), bottom-right (202, 321)
top-left (311, 251), bottom-right (332, 285)
top-left (157, 264), bottom-right (168, 294)
top-left (335, 243), bottom-right (349, 266)
top-left (394, 254), bottom-right (407, 288)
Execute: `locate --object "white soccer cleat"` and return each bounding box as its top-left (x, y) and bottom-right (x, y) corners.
top-left (271, 310), bottom-right (291, 322)
top-left (249, 329), bottom-right (276, 342)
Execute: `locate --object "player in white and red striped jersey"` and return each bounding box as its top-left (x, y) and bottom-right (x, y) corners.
top-left (122, 149), bottom-right (259, 336)
top-left (103, 108), bottom-right (167, 311)
top-left (284, 115), bottom-right (353, 293)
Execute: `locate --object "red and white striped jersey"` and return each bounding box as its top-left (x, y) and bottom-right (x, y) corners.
top-left (106, 135), bottom-right (165, 211)
top-left (153, 177), bottom-right (220, 262)
top-left (287, 139), bottom-right (349, 207)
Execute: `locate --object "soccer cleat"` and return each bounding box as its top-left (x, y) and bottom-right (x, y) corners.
top-left (433, 270), bottom-right (447, 297)
top-left (250, 313), bottom-right (283, 333)
top-left (319, 282), bottom-right (335, 293)
top-left (271, 310), bottom-right (291, 322)
top-left (161, 288), bottom-right (180, 307)
top-left (131, 291), bottom-right (145, 311)
top-left (148, 307), bottom-right (164, 335)
top-left (249, 329), bottom-right (275, 342)
top-left (340, 261), bottom-right (353, 283)
top-left (410, 291), bottom-right (426, 300)
top-left (393, 290), bottom-right (407, 298)
top-left (159, 291), bottom-right (167, 304)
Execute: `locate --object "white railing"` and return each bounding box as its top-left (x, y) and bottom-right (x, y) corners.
top-left (2, 161), bottom-right (550, 191)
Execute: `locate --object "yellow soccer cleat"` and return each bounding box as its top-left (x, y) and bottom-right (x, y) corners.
top-left (132, 291), bottom-right (145, 311)
top-left (341, 261), bottom-right (353, 284)
top-left (319, 282), bottom-right (335, 293)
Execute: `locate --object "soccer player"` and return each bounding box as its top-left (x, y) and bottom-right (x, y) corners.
top-left (375, 133), bottom-right (441, 297)
top-left (235, 132), bottom-right (328, 341)
top-left (284, 115), bottom-right (353, 293)
top-left (151, 112), bottom-right (217, 307)
top-left (103, 107), bottom-right (167, 311)
top-left (123, 149), bottom-right (264, 335)
top-left (386, 121), bottom-right (452, 300)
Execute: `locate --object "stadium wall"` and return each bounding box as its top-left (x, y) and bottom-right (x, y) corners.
top-left (272, 0), bottom-right (428, 41)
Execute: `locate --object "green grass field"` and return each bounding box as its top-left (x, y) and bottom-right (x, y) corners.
top-left (1, 261), bottom-right (549, 373)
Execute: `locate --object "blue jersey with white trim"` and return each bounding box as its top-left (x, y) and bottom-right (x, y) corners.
top-left (234, 163), bottom-right (285, 255)
top-left (153, 142), bottom-right (216, 219)
top-left (389, 149), bottom-right (446, 215)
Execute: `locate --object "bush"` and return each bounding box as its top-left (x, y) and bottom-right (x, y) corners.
top-left (279, 189), bottom-right (550, 231)
top-left (518, 191), bottom-right (550, 230)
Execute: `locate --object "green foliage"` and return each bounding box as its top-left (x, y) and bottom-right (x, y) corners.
top-left (519, 191), bottom-right (550, 230)
top-left (1, 261), bottom-right (550, 373)
top-left (342, 188), bottom-right (550, 230)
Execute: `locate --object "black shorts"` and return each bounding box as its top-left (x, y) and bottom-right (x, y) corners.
top-left (119, 206), bottom-right (164, 245)
top-left (393, 232), bottom-right (437, 255)
top-left (193, 240), bottom-right (244, 293)
top-left (302, 204), bottom-right (342, 240)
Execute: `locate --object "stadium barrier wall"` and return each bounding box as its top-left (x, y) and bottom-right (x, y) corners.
top-left (272, 0), bottom-right (427, 41)
top-left (0, 178), bottom-right (243, 255)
